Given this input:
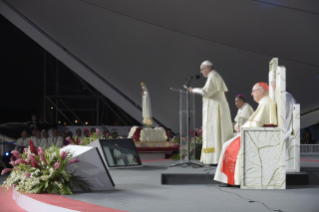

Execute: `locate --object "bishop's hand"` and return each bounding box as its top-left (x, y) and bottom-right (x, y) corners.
top-left (188, 87), bottom-right (194, 92)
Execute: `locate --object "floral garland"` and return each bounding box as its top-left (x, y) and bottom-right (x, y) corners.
top-left (1, 140), bottom-right (91, 195)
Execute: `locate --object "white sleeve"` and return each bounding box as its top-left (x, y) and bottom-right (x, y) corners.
top-left (192, 88), bottom-right (205, 96)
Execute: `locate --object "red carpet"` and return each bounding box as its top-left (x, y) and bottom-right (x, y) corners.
top-left (300, 159), bottom-right (319, 162)
top-left (0, 186), bottom-right (26, 212)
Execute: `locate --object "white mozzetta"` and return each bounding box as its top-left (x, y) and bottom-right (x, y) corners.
top-left (286, 104), bottom-right (300, 172)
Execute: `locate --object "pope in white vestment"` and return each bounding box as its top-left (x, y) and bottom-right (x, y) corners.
top-left (190, 61), bottom-right (233, 164)
top-left (113, 144), bottom-right (125, 165)
top-left (214, 82), bottom-right (277, 186)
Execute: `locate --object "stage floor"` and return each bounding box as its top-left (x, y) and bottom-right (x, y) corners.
top-left (1, 158), bottom-right (319, 212)
top-left (61, 158), bottom-right (319, 212)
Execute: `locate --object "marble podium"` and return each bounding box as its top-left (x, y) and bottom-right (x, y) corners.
top-left (240, 58), bottom-right (286, 189)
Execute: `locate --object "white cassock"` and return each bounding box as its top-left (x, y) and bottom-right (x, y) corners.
top-left (142, 85), bottom-right (152, 125)
top-left (33, 137), bottom-right (42, 147)
top-left (234, 103), bottom-right (254, 132)
top-left (39, 138), bottom-right (48, 148)
top-left (214, 95), bottom-right (277, 185)
top-left (193, 70), bottom-right (234, 164)
top-left (15, 137), bottom-right (30, 150)
top-left (113, 149), bottom-right (125, 165)
top-left (47, 136), bottom-right (63, 147)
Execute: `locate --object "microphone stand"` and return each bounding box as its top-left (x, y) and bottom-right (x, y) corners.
top-left (170, 79), bottom-right (203, 168)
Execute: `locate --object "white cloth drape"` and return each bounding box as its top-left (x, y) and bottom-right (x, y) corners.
top-left (192, 70), bottom-right (234, 164)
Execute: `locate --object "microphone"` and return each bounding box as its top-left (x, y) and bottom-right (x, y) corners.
top-left (185, 75), bottom-right (200, 80)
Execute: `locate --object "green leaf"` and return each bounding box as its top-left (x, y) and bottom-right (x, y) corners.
top-left (45, 181), bottom-right (49, 189)
top-left (52, 185), bottom-right (58, 194)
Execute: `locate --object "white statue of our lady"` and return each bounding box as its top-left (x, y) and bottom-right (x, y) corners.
top-left (141, 82), bottom-right (153, 127)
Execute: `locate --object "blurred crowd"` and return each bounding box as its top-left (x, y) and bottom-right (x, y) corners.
top-left (15, 114), bottom-right (121, 152)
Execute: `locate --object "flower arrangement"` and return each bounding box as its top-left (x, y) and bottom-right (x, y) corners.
top-left (170, 128), bottom-right (203, 160)
top-left (1, 140), bottom-right (91, 195)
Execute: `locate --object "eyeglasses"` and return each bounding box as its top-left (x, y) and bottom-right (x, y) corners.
top-left (200, 67), bottom-right (208, 72)
top-left (252, 88), bottom-right (261, 93)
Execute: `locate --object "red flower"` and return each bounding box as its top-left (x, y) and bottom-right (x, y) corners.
top-left (133, 127), bottom-right (143, 142)
top-left (1, 168), bottom-right (12, 175)
top-left (66, 136), bottom-right (74, 144)
top-left (96, 128), bottom-right (100, 136)
top-left (39, 154), bottom-right (48, 165)
top-left (67, 158), bottom-right (80, 166)
top-left (28, 153), bottom-right (39, 164)
top-left (54, 161), bottom-right (60, 170)
top-left (190, 129), bottom-right (195, 137)
top-left (84, 128), bottom-right (89, 134)
top-left (29, 139), bottom-right (38, 155)
top-left (32, 160), bottom-right (42, 169)
top-left (24, 173), bottom-right (31, 178)
top-left (38, 147), bottom-right (45, 155)
top-left (60, 151), bottom-right (69, 160)
top-left (11, 150), bottom-right (22, 159)
top-left (75, 139), bottom-right (80, 145)
top-left (15, 158), bottom-right (28, 165)
top-left (89, 132), bottom-right (92, 136)
top-left (10, 156), bottom-right (16, 166)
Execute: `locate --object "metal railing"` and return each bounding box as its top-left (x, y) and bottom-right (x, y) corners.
top-left (300, 144), bottom-right (319, 155)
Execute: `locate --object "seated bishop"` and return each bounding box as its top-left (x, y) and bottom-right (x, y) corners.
top-left (233, 94), bottom-right (254, 133)
top-left (214, 82), bottom-right (277, 187)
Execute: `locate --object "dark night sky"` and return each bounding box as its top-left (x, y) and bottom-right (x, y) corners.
top-left (0, 15), bottom-right (44, 123)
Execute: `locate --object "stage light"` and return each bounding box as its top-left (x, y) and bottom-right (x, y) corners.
top-left (5, 152), bottom-right (9, 156)
top-left (85, 122), bottom-right (88, 125)
top-left (64, 122), bottom-right (66, 125)
top-left (58, 121), bottom-right (61, 124)
top-left (51, 107), bottom-right (54, 109)
top-left (75, 120), bottom-right (78, 124)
